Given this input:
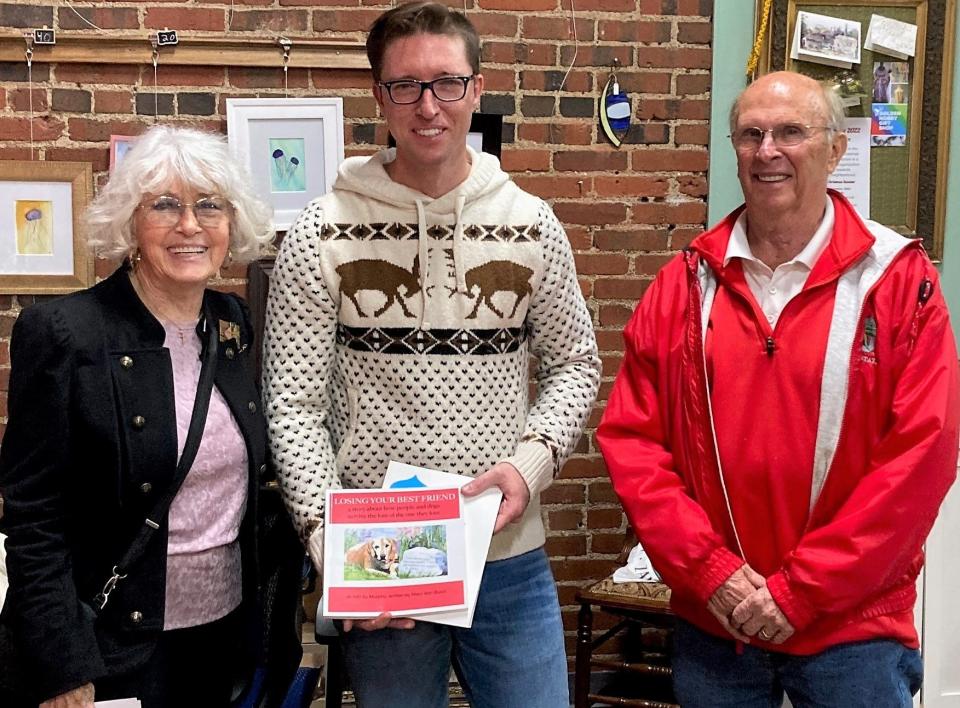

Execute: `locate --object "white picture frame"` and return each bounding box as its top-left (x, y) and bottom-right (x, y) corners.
top-left (226, 97), bottom-right (344, 232)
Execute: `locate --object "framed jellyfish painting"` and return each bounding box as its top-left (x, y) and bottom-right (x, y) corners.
top-left (226, 97), bottom-right (344, 232)
top-left (0, 161), bottom-right (93, 293)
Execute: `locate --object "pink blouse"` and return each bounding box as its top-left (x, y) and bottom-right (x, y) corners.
top-left (162, 320), bottom-right (248, 630)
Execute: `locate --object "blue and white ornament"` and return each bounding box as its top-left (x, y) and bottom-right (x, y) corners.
top-left (600, 73), bottom-right (631, 147)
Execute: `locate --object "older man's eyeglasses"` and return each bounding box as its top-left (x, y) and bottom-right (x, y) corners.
top-left (137, 195), bottom-right (230, 227)
top-left (730, 124), bottom-right (832, 151)
top-left (377, 75), bottom-right (475, 105)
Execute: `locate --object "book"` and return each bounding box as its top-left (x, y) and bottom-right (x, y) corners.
top-left (322, 487), bottom-right (468, 618)
top-left (382, 461), bottom-right (502, 628)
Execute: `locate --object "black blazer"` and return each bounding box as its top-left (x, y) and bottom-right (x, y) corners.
top-left (0, 267), bottom-right (302, 704)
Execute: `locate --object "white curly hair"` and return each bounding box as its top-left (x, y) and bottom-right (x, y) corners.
top-left (86, 125), bottom-right (273, 263)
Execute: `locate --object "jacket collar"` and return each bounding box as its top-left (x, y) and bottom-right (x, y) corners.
top-left (93, 264), bottom-right (227, 351)
top-left (691, 190), bottom-right (876, 288)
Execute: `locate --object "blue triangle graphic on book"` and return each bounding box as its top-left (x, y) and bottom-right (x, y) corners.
top-left (388, 475), bottom-right (427, 489)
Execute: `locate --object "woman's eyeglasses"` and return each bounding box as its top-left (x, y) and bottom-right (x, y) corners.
top-left (377, 75), bottom-right (475, 105)
top-left (137, 195), bottom-right (230, 227)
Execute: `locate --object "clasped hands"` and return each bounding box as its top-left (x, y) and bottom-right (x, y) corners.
top-left (707, 564), bottom-right (795, 644)
top-left (343, 462), bottom-right (529, 634)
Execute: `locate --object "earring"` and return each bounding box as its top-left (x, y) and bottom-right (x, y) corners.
top-left (216, 249), bottom-right (234, 281)
top-left (131, 248), bottom-right (142, 270)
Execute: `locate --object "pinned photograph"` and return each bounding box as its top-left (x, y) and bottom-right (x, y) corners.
top-left (864, 14), bottom-right (918, 59)
top-left (871, 103), bottom-right (908, 146)
top-left (890, 62), bottom-right (910, 105)
top-left (872, 61), bottom-right (893, 103)
top-left (791, 11), bottom-right (862, 69)
top-left (873, 62), bottom-right (909, 105)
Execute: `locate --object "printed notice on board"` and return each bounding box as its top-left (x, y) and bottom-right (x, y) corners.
top-left (828, 118), bottom-right (871, 217)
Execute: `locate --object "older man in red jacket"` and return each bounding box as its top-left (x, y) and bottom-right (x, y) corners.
top-left (598, 71), bottom-right (959, 707)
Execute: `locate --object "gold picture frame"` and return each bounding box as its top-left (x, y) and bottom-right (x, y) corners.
top-left (0, 160), bottom-right (94, 293)
top-left (754, 0), bottom-right (956, 261)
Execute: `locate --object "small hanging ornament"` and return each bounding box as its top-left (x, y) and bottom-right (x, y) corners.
top-left (600, 65), bottom-right (631, 148)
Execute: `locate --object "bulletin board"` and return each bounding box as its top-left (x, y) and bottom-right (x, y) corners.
top-left (757, 0), bottom-right (956, 260)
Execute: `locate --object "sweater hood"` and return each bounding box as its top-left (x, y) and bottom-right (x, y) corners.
top-left (333, 145), bottom-right (510, 213)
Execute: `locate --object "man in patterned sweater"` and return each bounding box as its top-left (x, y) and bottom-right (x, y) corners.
top-left (262, 3), bottom-right (600, 706)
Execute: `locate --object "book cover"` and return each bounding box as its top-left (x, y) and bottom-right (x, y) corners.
top-left (322, 488), bottom-right (468, 618)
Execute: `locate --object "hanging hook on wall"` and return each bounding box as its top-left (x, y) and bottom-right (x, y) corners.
top-left (23, 31), bottom-right (33, 67)
top-left (149, 34), bottom-right (160, 122)
top-left (23, 31), bottom-right (35, 160)
top-left (600, 57), bottom-right (631, 148)
top-left (278, 36), bottom-right (292, 98)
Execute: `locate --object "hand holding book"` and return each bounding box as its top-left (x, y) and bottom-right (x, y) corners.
top-left (461, 462), bottom-right (530, 533)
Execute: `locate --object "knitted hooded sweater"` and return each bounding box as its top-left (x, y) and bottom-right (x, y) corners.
top-left (263, 147), bottom-right (600, 567)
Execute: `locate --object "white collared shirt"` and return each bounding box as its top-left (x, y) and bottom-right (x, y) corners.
top-left (724, 196), bottom-right (834, 328)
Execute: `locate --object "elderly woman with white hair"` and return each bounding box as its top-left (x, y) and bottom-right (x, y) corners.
top-left (0, 125), bottom-right (302, 708)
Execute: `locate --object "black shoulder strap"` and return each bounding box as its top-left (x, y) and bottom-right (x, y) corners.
top-left (93, 307), bottom-right (219, 612)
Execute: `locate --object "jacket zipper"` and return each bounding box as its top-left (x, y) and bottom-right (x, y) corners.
top-left (691, 261), bottom-right (748, 562)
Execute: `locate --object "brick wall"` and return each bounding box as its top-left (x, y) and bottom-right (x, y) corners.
top-left (0, 0), bottom-right (713, 664)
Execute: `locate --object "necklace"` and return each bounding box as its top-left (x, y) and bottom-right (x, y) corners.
top-left (128, 271), bottom-right (202, 327)
top-left (168, 322), bottom-right (197, 345)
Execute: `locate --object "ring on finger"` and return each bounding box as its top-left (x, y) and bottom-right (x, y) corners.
top-left (758, 628), bottom-right (773, 640)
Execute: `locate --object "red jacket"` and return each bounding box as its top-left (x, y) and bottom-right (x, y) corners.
top-left (597, 192), bottom-right (959, 654)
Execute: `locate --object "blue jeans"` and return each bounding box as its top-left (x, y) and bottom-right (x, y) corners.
top-left (340, 547), bottom-right (569, 708)
top-left (672, 619), bottom-right (923, 708)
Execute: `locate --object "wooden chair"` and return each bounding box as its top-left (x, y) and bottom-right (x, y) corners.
top-left (574, 531), bottom-right (677, 708)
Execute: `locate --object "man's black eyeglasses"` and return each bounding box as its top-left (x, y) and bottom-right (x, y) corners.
top-left (377, 75), bottom-right (475, 105)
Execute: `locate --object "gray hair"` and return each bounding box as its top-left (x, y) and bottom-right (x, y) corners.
top-left (86, 125), bottom-right (273, 263)
top-left (821, 83), bottom-right (846, 132)
top-left (728, 75), bottom-right (846, 134)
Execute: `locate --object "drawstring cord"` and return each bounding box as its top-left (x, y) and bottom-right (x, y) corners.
top-left (416, 199), bottom-right (429, 328)
top-left (453, 194), bottom-right (467, 299)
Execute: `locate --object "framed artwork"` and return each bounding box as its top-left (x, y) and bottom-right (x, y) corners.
top-left (109, 134), bottom-right (138, 173)
top-left (0, 160), bottom-right (94, 294)
top-left (227, 97), bottom-right (344, 232)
